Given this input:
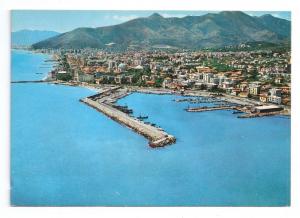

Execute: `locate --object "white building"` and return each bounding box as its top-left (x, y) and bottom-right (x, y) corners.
top-left (269, 88), bottom-right (282, 97)
top-left (134, 59), bottom-right (142, 66)
top-left (118, 63), bottom-right (127, 73)
top-left (134, 65), bottom-right (144, 70)
top-left (203, 73), bottom-right (213, 83)
top-left (108, 60), bottom-right (116, 71)
top-left (268, 96), bottom-right (282, 104)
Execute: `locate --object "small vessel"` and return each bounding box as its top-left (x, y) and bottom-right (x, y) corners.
top-left (137, 114), bottom-right (149, 120)
top-left (113, 105), bottom-right (133, 114)
top-left (232, 111), bottom-right (243, 114)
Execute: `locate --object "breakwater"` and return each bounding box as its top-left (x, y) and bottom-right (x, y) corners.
top-left (80, 88), bottom-right (176, 148)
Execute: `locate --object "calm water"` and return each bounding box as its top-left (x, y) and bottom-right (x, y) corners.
top-left (11, 50), bottom-right (290, 206)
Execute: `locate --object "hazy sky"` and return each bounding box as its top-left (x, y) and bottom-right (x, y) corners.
top-left (11, 10), bottom-right (291, 33)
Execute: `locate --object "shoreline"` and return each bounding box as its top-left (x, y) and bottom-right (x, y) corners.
top-left (44, 80), bottom-right (291, 117)
top-left (12, 76), bottom-right (291, 117)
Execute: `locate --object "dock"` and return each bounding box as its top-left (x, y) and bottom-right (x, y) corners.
top-left (238, 112), bottom-right (281, 118)
top-left (80, 88), bottom-right (176, 148)
top-left (186, 105), bottom-right (235, 112)
top-left (185, 104), bottom-right (285, 119)
top-left (174, 97), bottom-right (222, 104)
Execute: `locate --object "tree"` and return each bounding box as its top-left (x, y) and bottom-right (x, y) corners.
top-left (56, 73), bottom-right (72, 81)
top-left (154, 77), bottom-right (164, 88)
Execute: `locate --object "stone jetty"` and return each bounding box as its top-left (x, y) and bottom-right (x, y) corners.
top-left (80, 88), bottom-right (176, 148)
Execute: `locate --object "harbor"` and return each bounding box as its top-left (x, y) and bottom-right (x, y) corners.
top-left (11, 68), bottom-right (290, 141)
top-left (11, 48), bottom-right (291, 206)
top-left (80, 87), bottom-right (176, 148)
top-left (184, 103), bottom-right (286, 118)
top-left (77, 85), bottom-right (286, 149)
top-left (12, 76), bottom-right (290, 121)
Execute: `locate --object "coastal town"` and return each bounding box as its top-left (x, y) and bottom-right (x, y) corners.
top-left (42, 47), bottom-right (290, 105)
top-left (28, 46), bottom-right (291, 147)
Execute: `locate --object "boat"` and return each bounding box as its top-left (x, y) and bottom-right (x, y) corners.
top-left (113, 105), bottom-right (133, 114)
top-left (232, 111), bottom-right (243, 114)
top-left (137, 114), bottom-right (149, 120)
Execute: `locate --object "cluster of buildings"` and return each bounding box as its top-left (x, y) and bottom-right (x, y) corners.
top-left (46, 48), bottom-right (291, 106)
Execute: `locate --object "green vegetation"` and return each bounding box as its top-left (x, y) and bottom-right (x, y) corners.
top-left (151, 56), bottom-right (169, 61)
top-left (61, 55), bottom-right (71, 71)
top-left (154, 77), bottom-right (164, 88)
top-left (246, 70), bottom-right (259, 82)
top-left (56, 73), bottom-right (72, 81)
top-left (203, 58), bottom-right (235, 72)
top-left (208, 86), bottom-right (226, 93)
top-left (100, 76), bottom-right (115, 84)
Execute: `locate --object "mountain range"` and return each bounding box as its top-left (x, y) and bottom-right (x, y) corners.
top-left (31, 11), bottom-right (291, 50)
top-left (12, 30), bottom-right (60, 46)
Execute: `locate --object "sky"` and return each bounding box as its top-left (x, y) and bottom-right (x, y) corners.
top-left (11, 10), bottom-right (291, 33)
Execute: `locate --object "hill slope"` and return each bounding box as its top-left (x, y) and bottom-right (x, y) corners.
top-left (32, 11), bottom-right (291, 50)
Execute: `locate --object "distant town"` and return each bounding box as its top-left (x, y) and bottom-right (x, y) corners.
top-left (36, 46), bottom-right (290, 108)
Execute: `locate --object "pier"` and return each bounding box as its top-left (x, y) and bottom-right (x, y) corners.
top-left (174, 97), bottom-right (222, 104)
top-left (80, 88), bottom-right (176, 148)
top-left (11, 80), bottom-right (48, 84)
top-left (237, 112), bottom-right (277, 118)
top-left (185, 104), bottom-right (285, 118)
top-left (186, 105), bottom-right (235, 112)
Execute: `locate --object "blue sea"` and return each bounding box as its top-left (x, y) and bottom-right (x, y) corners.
top-left (11, 50), bottom-right (291, 206)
